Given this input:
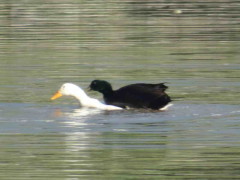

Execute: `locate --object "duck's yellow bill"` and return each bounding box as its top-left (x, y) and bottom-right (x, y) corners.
top-left (51, 91), bottom-right (62, 100)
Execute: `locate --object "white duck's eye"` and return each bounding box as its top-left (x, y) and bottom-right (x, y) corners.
top-left (61, 85), bottom-right (66, 91)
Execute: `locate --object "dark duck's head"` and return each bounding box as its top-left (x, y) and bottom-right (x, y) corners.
top-left (89, 80), bottom-right (113, 95)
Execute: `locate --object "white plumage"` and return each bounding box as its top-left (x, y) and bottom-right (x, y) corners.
top-left (51, 83), bottom-right (122, 110)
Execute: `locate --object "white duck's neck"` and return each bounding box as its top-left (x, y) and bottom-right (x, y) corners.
top-left (71, 87), bottom-right (91, 105)
top-left (70, 85), bottom-right (122, 110)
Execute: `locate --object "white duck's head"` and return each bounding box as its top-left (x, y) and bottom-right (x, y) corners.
top-left (51, 83), bottom-right (122, 110)
top-left (51, 83), bottom-right (87, 100)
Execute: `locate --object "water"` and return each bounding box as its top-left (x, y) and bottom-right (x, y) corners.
top-left (1, 103), bottom-right (240, 179)
top-left (0, 0), bottom-right (240, 179)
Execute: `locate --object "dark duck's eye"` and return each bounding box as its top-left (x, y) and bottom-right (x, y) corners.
top-left (90, 81), bottom-right (98, 90)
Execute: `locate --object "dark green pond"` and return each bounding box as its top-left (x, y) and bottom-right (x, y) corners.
top-left (0, 1), bottom-right (240, 179)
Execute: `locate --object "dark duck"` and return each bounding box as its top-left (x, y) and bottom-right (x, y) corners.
top-left (89, 80), bottom-right (171, 110)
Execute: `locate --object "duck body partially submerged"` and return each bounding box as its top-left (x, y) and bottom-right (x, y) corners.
top-left (89, 80), bottom-right (171, 110)
top-left (51, 83), bottom-right (122, 110)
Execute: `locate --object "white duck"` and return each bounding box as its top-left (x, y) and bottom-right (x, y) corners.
top-left (51, 83), bottom-right (122, 110)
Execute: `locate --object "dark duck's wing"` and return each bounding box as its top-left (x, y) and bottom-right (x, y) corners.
top-left (107, 83), bottom-right (171, 110)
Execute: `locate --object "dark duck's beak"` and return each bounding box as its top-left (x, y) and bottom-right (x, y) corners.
top-left (88, 80), bottom-right (98, 91)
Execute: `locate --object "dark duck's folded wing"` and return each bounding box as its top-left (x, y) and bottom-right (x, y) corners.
top-left (107, 83), bottom-right (171, 110)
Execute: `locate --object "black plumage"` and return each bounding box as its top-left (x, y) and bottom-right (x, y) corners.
top-left (89, 80), bottom-right (171, 110)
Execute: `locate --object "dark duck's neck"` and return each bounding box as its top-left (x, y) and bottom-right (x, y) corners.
top-left (90, 80), bottom-right (114, 96)
top-left (100, 84), bottom-right (113, 96)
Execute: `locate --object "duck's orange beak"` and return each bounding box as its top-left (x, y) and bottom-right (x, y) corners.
top-left (51, 91), bottom-right (62, 100)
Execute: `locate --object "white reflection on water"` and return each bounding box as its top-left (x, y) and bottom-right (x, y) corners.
top-left (66, 108), bottom-right (102, 118)
top-left (62, 108), bottom-right (102, 126)
top-left (63, 131), bottom-right (94, 151)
